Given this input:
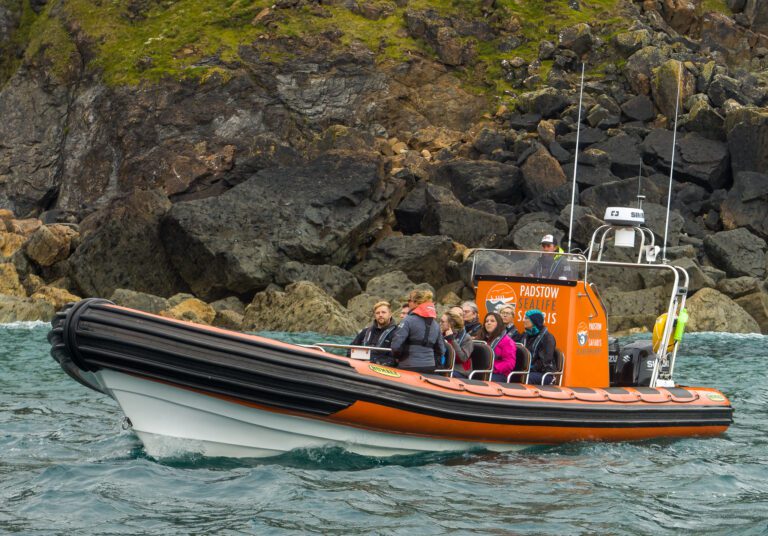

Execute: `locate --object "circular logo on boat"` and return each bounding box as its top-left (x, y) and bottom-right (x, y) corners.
top-left (706, 392), bottom-right (726, 402)
top-left (369, 364), bottom-right (400, 378)
top-left (576, 321), bottom-right (588, 346)
top-left (485, 283), bottom-right (517, 316)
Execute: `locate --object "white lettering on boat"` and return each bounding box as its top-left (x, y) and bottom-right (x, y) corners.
top-left (519, 285), bottom-right (560, 299)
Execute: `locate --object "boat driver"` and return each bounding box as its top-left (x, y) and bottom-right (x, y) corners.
top-left (349, 301), bottom-right (398, 367)
top-left (530, 234), bottom-right (569, 280)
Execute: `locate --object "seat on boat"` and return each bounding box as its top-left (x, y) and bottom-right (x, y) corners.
top-left (468, 341), bottom-right (494, 381)
top-left (506, 343), bottom-right (531, 383)
top-left (542, 349), bottom-right (565, 386)
top-left (434, 343), bottom-right (456, 377)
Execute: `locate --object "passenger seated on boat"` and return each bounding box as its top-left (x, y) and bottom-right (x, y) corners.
top-left (476, 312), bottom-right (516, 382)
top-left (530, 234), bottom-right (570, 280)
top-left (498, 305), bottom-right (523, 343)
top-left (350, 301), bottom-right (398, 367)
top-left (522, 309), bottom-right (557, 385)
top-left (391, 290), bottom-right (446, 374)
top-left (440, 310), bottom-right (473, 378)
top-left (461, 301), bottom-right (482, 338)
top-left (398, 304), bottom-right (410, 322)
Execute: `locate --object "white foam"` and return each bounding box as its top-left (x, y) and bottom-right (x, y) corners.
top-left (0, 320), bottom-right (49, 330)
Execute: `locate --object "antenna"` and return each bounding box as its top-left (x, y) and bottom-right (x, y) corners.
top-left (636, 159), bottom-right (645, 210)
top-left (567, 63), bottom-right (586, 254)
top-left (662, 63), bottom-right (682, 264)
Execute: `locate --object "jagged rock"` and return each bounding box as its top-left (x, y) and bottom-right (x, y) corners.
top-left (0, 262), bottom-right (26, 297)
top-left (472, 128), bottom-right (507, 155)
top-left (701, 265), bottom-right (726, 284)
top-left (625, 45), bottom-right (671, 96)
top-left (589, 133), bottom-right (644, 179)
top-left (274, 261), bottom-right (362, 306)
top-left (558, 23), bottom-right (593, 55)
top-left (704, 227), bottom-right (767, 278)
top-left (660, 0), bottom-right (699, 34)
top-left (683, 98), bottom-right (725, 141)
top-left (0, 231), bottom-right (25, 258)
top-left (700, 13), bottom-right (754, 68)
top-left (614, 29), bottom-right (653, 56)
top-left (708, 74), bottom-right (746, 108)
top-left (517, 87), bottom-right (569, 118)
top-left (602, 286), bottom-right (669, 332)
top-left (29, 286), bottom-right (81, 310)
top-left (70, 189), bottom-right (186, 299)
top-left (162, 154), bottom-right (403, 300)
top-left (243, 281), bottom-right (357, 335)
top-left (726, 107), bottom-right (768, 176)
top-left (161, 297), bottom-right (216, 325)
top-left (640, 203), bottom-right (684, 247)
top-left (365, 270), bottom-right (432, 304)
top-left (351, 234), bottom-right (455, 287)
top-left (434, 160), bottom-right (523, 205)
top-left (580, 177), bottom-right (663, 217)
top-left (468, 200), bottom-right (518, 228)
top-left (508, 113), bottom-right (542, 131)
top-left (587, 104), bottom-right (620, 129)
top-left (394, 182), bottom-right (427, 234)
top-left (640, 129), bottom-right (730, 190)
top-left (672, 257), bottom-right (715, 293)
top-left (24, 224), bottom-right (78, 267)
top-left (0, 295), bottom-right (55, 323)
top-left (213, 309), bottom-right (244, 331)
top-left (735, 291), bottom-right (768, 333)
top-left (562, 162), bottom-right (620, 187)
top-left (686, 288), bottom-right (760, 333)
top-left (621, 94), bottom-right (656, 122)
top-left (422, 203), bottom-right (507, 248)
top-left (210, 296), bottom-right (246, 316)
top-left (717, 276), bottom-right (764, 299)
top-left (721, 171), bottom-right (768, 239)
top-left (520, 146), bottom-right (567, 198)
top-left (109, 288), bottom-right (170, 314)
top-left (557, 127), bottom-right (607, 150)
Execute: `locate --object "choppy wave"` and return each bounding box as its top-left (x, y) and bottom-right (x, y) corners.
top-left (2, 324), bottom-right (767, 535)
top-left (0, 319), bottom-right (50, 330)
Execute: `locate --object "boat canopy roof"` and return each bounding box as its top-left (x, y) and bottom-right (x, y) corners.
top-left (471, 249), bottom-right (587, 285)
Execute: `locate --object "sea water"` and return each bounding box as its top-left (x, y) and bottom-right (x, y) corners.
top-left (1, 323), bottom-right (766, 535)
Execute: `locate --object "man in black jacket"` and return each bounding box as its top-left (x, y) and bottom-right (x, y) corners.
top-left (350, 301), bottom-right (398, 366)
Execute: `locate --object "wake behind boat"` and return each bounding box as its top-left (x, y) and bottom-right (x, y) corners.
top-left (48, 209), bottom-right (734, 459)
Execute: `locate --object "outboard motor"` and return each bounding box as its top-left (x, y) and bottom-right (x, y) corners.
top-left (609, 340), bottom-right (656, 387)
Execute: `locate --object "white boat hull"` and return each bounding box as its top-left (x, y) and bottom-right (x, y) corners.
top-left (98, 369), bottom-right (527, 459)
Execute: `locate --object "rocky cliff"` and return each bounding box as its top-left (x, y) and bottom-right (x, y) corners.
top-left (2, 0), bottom-right (768, 335)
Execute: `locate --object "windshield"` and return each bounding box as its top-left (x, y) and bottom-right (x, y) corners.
top-left (471, 249), bottom-right (586, 283)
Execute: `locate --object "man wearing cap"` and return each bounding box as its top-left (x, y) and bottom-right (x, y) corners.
top-left (530, 234), bottom-right (569, 279)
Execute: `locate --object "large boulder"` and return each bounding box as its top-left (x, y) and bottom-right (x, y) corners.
top-left (24, 224), bottom-right (79, 267)
top-left (590, 133), bottom-right (644, 179)
top-left (579, 177), bottom-right (663, 217)
top-left (651, 60), bottom-right (696, 120)
top-left (273, 262), bottom-right (361, 306)
top-left (162, 154), bottom-right (404, 300)
top-left (716, 276), bottom-right (764, 300)
top-left (69, 189), bottom-right (186, 299)
top-left (735, 291), bottom-right (768, 333)
top-left (625, 46), bottom-right (671, 96)
top-left (351, 234), bottom-right (456, 288)
top-left (242, 281), bottom-right (357, 335)
top-left (29, 286), bottom-right (81, 311)
top-left (640, 129), bottom-right (730, 190)
top-left (686, 288), bottom-right (760, 333)
top-left (160, 297), bottom-right (216, 325)
top-left (558, 23), bottom-right (594, 55)
top-left (433, 160), bottom-right (523, 205)
top-left (620, 94), bottom-right (656, 122)
top-left (520, 146), bottom-right (567, 198)
top-left (422, 203), bottom-right (508, 248)
top-left (517, 88), bottom-right (569, 118)
top-left (109, 288), bottom-right (170, 314)
top-left (704, 228), bottom-right (767, 278)
top-left (721, 171), bottom-right (768, 239)
top-left (0, 295), bottom-right (55, 323)
top-left (725, 107), bottom-right (768, 176)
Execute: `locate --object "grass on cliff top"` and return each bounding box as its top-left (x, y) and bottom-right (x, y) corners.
top-left (9, 0), bottom-right (730, 93)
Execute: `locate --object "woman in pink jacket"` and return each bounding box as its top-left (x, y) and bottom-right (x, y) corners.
top-left (476, 312), bottom-right (517, 383)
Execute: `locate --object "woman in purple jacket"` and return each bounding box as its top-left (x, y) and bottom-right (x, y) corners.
top-left (476, 312), bottom-right (516, 383)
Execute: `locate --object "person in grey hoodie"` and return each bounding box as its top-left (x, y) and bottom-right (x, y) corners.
top-left (390, 289), bottom-right (445, 373)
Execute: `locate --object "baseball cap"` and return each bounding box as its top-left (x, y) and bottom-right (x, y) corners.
top-left (541, 234), bottom-right (555, 244)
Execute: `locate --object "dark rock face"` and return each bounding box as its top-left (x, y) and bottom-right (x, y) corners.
top-left (640, 129), bottom-right (730, 189)
top-left (394, 181), bottom-right (427, 234)
top-left (721, 171), bottom-right (768, 239)
top-left (69, 189), bottom-right (187, 298)
top-left (0, 69), bottom-right (70, 216)
top-left (161, 154), bottom-right (404, 300)
top-left (580, 177), bottom-right (663, 217)
top-left (351, 234), bottom-right (455, 287)
top-left (434, 160), bottom-right (523, 205)
top-left (621, 94), bottom-right (656, 122)
top-left (422, 203), bottom-right (507, 248)
top-left (590, 133), bottom-right (643, 179)
top-left (704, 227), bottom-right (767, 278)
top-left (521, 146), bottom-right (567, 197)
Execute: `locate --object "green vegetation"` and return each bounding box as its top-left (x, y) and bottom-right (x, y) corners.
top-left (2, 0), bottom-right (628, 92)
top-left (0, 0), bottom-right (36, 85)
